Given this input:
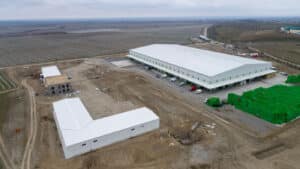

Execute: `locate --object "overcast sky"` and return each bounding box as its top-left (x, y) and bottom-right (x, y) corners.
top-left (0, 0), bottom-right (299, 20)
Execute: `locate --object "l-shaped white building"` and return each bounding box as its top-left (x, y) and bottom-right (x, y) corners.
top-left (128, 44), bottom-right (275, 90)
top-left (52, 98), bottom-right (159, 159)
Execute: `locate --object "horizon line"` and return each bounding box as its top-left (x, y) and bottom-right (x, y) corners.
top-left (1, 16), bottom-right (300, 22)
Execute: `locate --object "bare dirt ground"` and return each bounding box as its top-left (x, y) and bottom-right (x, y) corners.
top-left (0, 53), bottom-right (300, 169)
top-left (207, 21), bottom-right (300, 66)
top-left (25, 58), bottom-right (300, 169)
top-left (0, 84), bottom-right (29, 169)
top-left (0, 22), bottom-right (209, 68)
top-left (251, 42), bottom-right (300, 65)
top-left (29, 59), bottom-right (221, 169)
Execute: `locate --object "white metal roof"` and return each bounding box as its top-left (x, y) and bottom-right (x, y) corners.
top-left (131, 44), bottom-right (269, 77)
top-left (53, 98), bottom-right (93, 130)
top-left (199, 35), bottom-right (210, 41)
top-left (53, 98), bottom-right (159, 146)
top-left (41, 65), bottom-right (61, 78)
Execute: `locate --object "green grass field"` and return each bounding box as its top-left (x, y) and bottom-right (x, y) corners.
top-left (0, 72), bottom-right (16, 92)
top-left (228, 85), bottom-right (300, 124)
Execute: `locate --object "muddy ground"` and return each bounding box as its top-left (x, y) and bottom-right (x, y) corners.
top-left (27, 59), bottom-right (220, 169)
top-left (0, 54), bottom-right (300, 169)
top-left (31, 58), bottom-right (300, 169)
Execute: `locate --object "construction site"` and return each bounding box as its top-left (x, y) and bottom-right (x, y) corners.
top-left (0, 20), bottom-right (300, 169)
top-left (0, 43), bottom-right (299, 169)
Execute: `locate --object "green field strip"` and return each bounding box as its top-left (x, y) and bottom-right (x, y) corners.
top-left (6, 78), bottom-right (16, 88)
top-left (0, 82), bottom-right (5, 91)
top-left (0, 73), bottom-right (17, 91)
top-left (0, 76), bottom-right (11, 89)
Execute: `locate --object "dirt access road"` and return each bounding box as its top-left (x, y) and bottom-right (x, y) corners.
top-left (20, 79), bottom-right (37, 169)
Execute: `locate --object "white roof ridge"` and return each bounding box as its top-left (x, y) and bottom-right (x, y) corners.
top-left (41, 65), bottom-right (62, 78)
top-left (67, 98), bottom-right (81, 130)
top-left (131, 44), bottom-right (269, 76)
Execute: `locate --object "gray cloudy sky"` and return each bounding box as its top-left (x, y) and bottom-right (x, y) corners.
top-left (0, 0), bottom-right (299, 20)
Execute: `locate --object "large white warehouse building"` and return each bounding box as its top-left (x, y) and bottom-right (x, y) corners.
top-left (128, 44), bottom-right (275, 90)
top-left (53, 98), bottom-right (159, 159)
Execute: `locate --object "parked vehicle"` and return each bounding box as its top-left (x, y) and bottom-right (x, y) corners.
top-left (179, 81), bottom-right (186, 86)
top-left (280, 72), bottom-right (288, 76)
top-left (170, 77), bottom-right (177, 82)
top-left (250, 53), bottom-right (259, 58)
top-left (194, 89), bottom-right (202, 94)
top-left (161, 74), bottom-right (168, 78)
top-left (190, 85), bottom-right (197, 91)
top-left (271, 66), bottom-right (277, 70)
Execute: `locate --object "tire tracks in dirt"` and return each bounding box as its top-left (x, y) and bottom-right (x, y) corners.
top-left (0, 134), bottom-right (17, 169)
top-left (20, 79), bottom-right (37, 169)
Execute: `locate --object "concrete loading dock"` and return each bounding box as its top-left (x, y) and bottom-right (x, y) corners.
top-left (128, 44), bottom-right (275, 90)
top-left (52, 98), bottom-right (160, 159)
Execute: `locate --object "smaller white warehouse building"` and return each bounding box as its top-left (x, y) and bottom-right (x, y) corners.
top-left (41, 65), bottom-right (61, 79)
top-left (53, 98), bottom-right (159, 159)
top-left (128, 44), bottom-right (275, 90)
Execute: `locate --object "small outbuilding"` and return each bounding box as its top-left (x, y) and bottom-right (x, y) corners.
top-left (198, 35), bottom-right (210, 42)
top-left (41, 65), bottom-right (61, 80)
top-left (44, 75), bottom-right (72, 95)
top-left (281, 26), bottom-right (300, 34)
top-left (41, 65), bottom-right (72, 95)
top-left (52, 98), bottom-right (160, 159)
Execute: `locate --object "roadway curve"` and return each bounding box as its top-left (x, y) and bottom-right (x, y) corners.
top-left (20, 79), bottom-right (38, 169)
